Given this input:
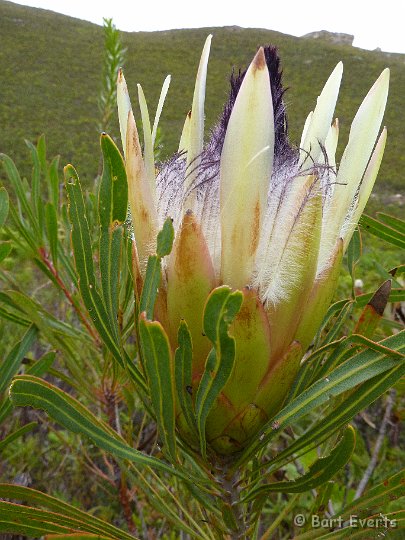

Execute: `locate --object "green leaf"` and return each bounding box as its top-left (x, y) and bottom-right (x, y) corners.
top-left (139, 218), bottom-right (175, 319)
top-left (45, 535), bottom-right (114, 539)
top-left (139, 315), bottom-right (177, 460)
top-left (139, 255), bottom-right (161, 320)
top-left (25, 139), bottom-right (44, 234)
top-left (157, 217), bottom-right (175, 258)
top-left (9, 375), bottom-right (190, 482)
top-left (377, 212), bottom-right (405, 234)
top-left (98, 134), bottom-right (127, 342)
top-left (347, 226), bottom-right (362, 283)
top-left (175, 320), bottom-right (198, 437)
top-left (45, 202), bottom-right (58, 266)
top-left (48, 155), bottom-right (60, 209)
top-left (65, 165), bottom-right (123, 364)
top-left (335, 470), bottom-right (405, 521)
top-left (0, 502), bottom-right (80, 536)
top-left (0, 324), bottom-right (37, 394)
top-left (0, 241), bottom-right (12, 263)
top-left (0, 351), bottom-right (55, 425)
top-left (0, 186), bottom-right (9, 227)
top-left (360, 214), bottom-right (405, 249)
top-left (242, 426), bottom-right (355, 501)
top-left (0, 422), bottom-right (37, 452)
top-left (235, 330), bottom-right (404, 466)
top-left (252, 361), bottom-right (405, 478)
top-left (100, 133), bottom-right (128, 223)
top-left (37, 134), bottom-right (47, 171)
top-left (1, 153), bottom-right (40, 238)
top-left (0, 484), bottom-right (134, 540)
top-left (195, 286), bottom-right (243, 458)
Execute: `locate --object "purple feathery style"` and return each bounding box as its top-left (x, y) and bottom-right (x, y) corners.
top-left (212, 46), bottom-right (293, 164)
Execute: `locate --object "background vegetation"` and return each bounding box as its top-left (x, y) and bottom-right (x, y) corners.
top-left (1, 0), bottom-right (405, 195)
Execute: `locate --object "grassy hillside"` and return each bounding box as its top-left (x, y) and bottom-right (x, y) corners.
top-left (0, 0), bottom-right (404, 193)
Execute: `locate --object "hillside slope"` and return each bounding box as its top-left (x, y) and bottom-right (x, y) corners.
top-left (0, 0), bottom-right (404, 191)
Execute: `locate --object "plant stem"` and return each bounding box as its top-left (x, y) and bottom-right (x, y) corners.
top-left (38, 247), bottom-right (100, 344)
top-left (354, 390), bottom-right (395, 499)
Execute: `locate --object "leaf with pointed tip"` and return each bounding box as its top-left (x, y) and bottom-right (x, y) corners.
top-left (0, 154), bottom-right (39, 236)
top-left (0, 324), bottom-right (37, 394)
top-left (175, 320), bottom-right (198, 437)
top-left (242, 426), bottom-right (355, 501)
top-left (139, 217), bottom-right (174, 319)
top-left (9, 375), bottom-right (192, 482)
top-left (195, 286), bottom-right (243, 458)
top-left (98, 133), bottom-right (128, 342)
top-left (360, 213), bottom-right (405, 249)
top-left (347, 226), bottom-right (362, 282)
top-left (0, 422), bottom-right (37, 452)
top-left (354, 280), bottom-right (391, 338)
top-left (45, 202), bottom-right (58, 266)
top-left (256, 359), bottom-right (405, 479)
top-left (377, 212), bottom-right (405, 234)
top-left (0, 187), bottom-right (9, 227)
top-left (0, 485), bottom-right (134, 540)
top-left (234, 330), bottom-right (404, 466)
top-left (139, 316), bottom-right (177, 460)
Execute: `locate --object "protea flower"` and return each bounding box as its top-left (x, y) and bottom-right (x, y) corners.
top-left (117, 36), bottom-right (389, 455)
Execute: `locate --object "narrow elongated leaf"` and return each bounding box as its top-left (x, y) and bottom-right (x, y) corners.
top-left (0, 241), bottom-right (12, 263)
top-left (252, 362), bottom-right (405, 477)
top-left (98, 134), bottom-right (128, 343)
top-left (175, 320), bottom-right (197, 436)
top-left (48, 155), bottom-right (60, 209)
top-left (0, 502), bottom-right (79, 536)
top-left (235, 330), bottom-right (404, 466)
top-left (157, 217), bottom-right (175, 258)
top-left (46, 535), bottom-right (113, 539)
top-left (65, 165), bottom-right (123, 365)
top-left (0, 485), bottom-right (134, 540)
top-left (25, 139), bottom-right (44, 234)
top-left (45, 202), bottom-right (58, 266)
top-left (139, 255), bottom-right (161, 320)
top-left (242, 426), bottom-right (355, 501)
top-left (139, 315), bottom-right (177, 460)
top-left (377, 212), bottom-right (405, 234)
top-left (195, 286), bottom-right (243, 458)
top-left (9, 375), bottom-right (190, 481)
top-left (347, 226), bottom-right (361, 282)
top-left (0, 351), bottom-right (55, 425)
top-left (5, 291), bottom-right (87, 342)
top-left (0, 422), bottom-right (36, 451)
top-left (0, 501), bottom-right (138, 539)
top-left (0, 186), bottom-right (9, 227)
top-left (337, 470), bottom-right (405, 519)
top-left (354, 280), bottom-right (391, 338)
top-left (139, 217), bottom-right (174, 319)
top-left (0, 324), bottom-right (37, 394)
top-left (360, 214), bottom-right (405, 249)
top-left (0, 154), bottom-right (39, 236)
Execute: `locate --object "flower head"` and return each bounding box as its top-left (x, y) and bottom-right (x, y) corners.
top-left (118, 37), bottom-right (389, 454)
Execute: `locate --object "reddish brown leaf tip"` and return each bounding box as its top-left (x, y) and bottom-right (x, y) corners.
top-left (368, 280), bottom-right (392, 316)
top-left (253, 47), bottom-right (266, 72)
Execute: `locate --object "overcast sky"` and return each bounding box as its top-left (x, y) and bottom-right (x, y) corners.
top-left (11, 0), bottom-right (405, 54)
